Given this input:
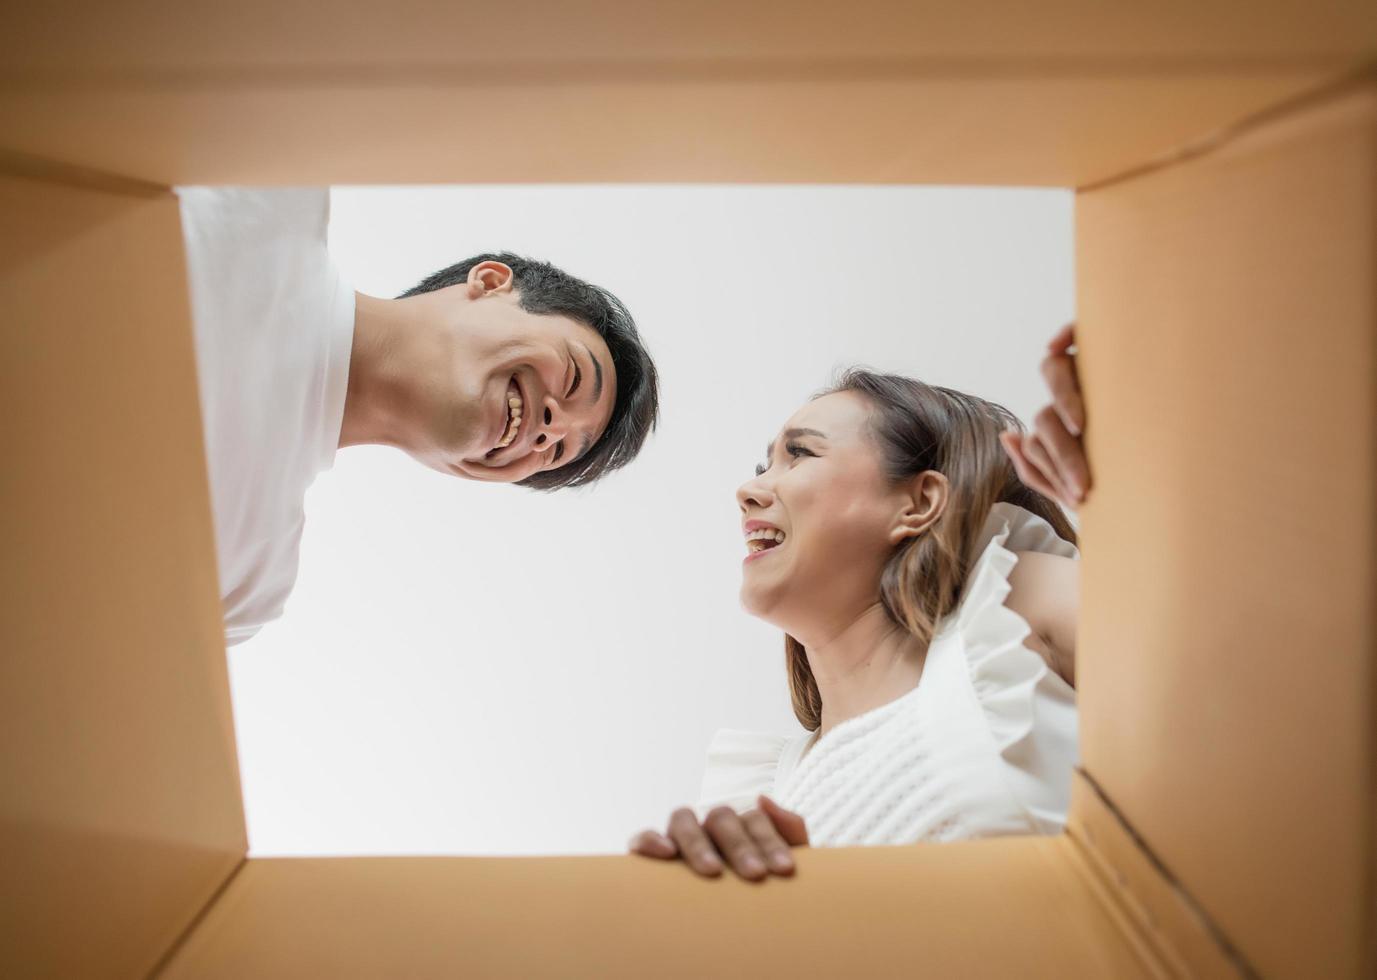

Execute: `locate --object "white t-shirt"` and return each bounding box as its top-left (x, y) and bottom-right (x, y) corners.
top-left (698, 504), bottom-right (1080, 846)
top-left (178, 187), bottom-right (356, 646)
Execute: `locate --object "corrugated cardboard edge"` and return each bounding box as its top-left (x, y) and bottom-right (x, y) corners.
top-left (0, 145), bottom-right (168, 197)
top-left (147, 858), bottom-right (249, 980)
top-left (1076, 60), bottom-right (1377, 192)
top-left (1064, 771), bottom-right (1255, 979)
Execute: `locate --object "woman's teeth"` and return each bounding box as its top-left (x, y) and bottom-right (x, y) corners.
top-left (745, 528), bottom-right (786, 553)
top-left (496, 387), bottom-right (524, 449)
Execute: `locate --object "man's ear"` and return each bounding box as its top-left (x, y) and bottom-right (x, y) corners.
top-left (466, 260), bottom-right (516, 299)
top-left (889, 471), bottom-right (949, 545)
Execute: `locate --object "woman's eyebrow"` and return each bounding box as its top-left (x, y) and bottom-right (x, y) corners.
top-left (765, 427), bottom-right (827, 457)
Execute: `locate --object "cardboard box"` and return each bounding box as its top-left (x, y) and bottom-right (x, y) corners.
top-left (1, 3), bottom-right (1373, 977)
top-left (0, 175), bottom-right (245, 979)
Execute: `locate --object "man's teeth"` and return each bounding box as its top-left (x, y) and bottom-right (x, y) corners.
top-left (495, 389), bottom-right (524, 449)
top-left (745, 528), bottom-right (786, 553)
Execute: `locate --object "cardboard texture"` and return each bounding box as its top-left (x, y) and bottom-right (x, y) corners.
top-left (0, 69), bottom-right (1342, 189)
top-left (159, 843), bottom-right (1158, 979)
top-left (1065, 772), bottom-right (1242, 979)
top-left (1076, 78), bottom-right (1377, 980)
top-left (1, 3), bottom-right (1375, 978)
top-left (0, 2), bottom-right (1372, 188)
top-left (3, 0), bottom-right (1375, 70)
top-left (0, 177), bottom-right (246, 978)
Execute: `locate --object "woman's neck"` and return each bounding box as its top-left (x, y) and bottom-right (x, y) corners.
top-left (802, 603), bottom-right (927, 738)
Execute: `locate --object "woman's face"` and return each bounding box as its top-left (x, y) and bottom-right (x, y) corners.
top-left (736, 391), bottom-right (913, 640)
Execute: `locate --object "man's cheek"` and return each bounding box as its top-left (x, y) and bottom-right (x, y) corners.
top-left (515, 452), bottom-right (556, 484)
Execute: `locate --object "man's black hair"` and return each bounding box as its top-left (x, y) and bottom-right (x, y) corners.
top-left (400, 252), bottom-right (659, 490)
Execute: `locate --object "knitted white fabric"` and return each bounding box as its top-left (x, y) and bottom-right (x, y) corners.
top-left (698, 503), bottom-right (1079, 847)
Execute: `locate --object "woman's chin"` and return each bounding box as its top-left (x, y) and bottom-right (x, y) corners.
top-left (739, 581), bottom-right (784, 622)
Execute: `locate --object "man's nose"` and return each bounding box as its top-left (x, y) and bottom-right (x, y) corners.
top-left (533, 395), bottom-right (572, 449)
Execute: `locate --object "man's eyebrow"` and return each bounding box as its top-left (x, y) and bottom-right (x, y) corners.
top-left (580, 342), bottom-right (604, 403)
top-left (566, 343), bottom-right (605, 466)
top-left (764, 427), bottom-right (827, 458)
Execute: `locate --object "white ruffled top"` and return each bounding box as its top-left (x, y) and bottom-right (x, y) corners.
top-left (698, 503), bottom-right (1079, 847)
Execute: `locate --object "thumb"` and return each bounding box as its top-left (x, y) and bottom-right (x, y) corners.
top-left (759, 795), bottom-right (809, 847)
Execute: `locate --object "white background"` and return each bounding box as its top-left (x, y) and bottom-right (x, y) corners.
top-left (229, 185), bottom-right (1074, 856)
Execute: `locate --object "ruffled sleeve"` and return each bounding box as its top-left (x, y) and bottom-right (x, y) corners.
top-left (696, 728), bottom-right (797, 815)
top-left (950, 503), bottom-right (1079, 834)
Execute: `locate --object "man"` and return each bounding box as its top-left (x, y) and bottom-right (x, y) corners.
top-left (179, 187), bottom-right (659, 645)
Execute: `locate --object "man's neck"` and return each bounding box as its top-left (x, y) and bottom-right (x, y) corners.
top-left (338, 293), bottom-right (441, 452)
top-left (801, 603), bottom-right (927, 738)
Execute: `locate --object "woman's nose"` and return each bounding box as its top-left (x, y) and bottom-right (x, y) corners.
top-left (737, 476), bottom-right (774, 512)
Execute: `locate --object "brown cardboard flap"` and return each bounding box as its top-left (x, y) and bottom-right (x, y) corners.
top-left (1066, 771), bottom-right (1245, 978)
top-left (160, 843), bottom-right (1159, 979)
top-left (1075, 79), bottom-right (1377, 979)
top-left (0, 175), bottom-right (246, 978)
top-left (0, 70), bottom-right (1346, 188)
top-left (1, 0), bottom-right (1373, 73)
top-left (2, 1), bottom-right (1373, 187)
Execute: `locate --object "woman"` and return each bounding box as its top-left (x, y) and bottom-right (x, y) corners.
top-left (630, 369), bottom-right (1080, 880)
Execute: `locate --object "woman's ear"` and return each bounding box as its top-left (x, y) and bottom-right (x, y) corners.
top-left (889, 471), bottom-right (949, 545)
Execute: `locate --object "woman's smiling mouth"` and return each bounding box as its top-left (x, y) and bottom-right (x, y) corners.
top-left (743, 521), bottom-right (787, 562)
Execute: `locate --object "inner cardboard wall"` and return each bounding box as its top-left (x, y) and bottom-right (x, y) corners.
top-left (0, 72), bottom-right (1338, 188)
top-left (1, 0), bottom-right (1370, 188)
top-left (0, 177), bottom-right (246, 978)
top-left (1076, 79), bottom-right (1377, 980)
top-left (158, 839), bottom-right (1156, 979)
top-left (1, 5), bottom-right (1375, 975)
top-left (4, 0), bottom-right (1374, 70)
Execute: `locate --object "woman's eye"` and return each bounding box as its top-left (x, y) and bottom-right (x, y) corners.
top-left (552, 441), bottom-right (565, 463)
top-left (755, 444), bottom-right (812, 476)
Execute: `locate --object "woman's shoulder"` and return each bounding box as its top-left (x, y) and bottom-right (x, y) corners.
top-left (950, 505), bottom-right (1077, 657)
top-left (1006, 549), bottom-right (1077, 592)
top-left (1004, 553), bottom-right (1079, 667)
top-left (697, 728), bottom-right (811, 815)
top-left (947, 505), bottom-right (1077, 697)
top-left (940, 506), bottom-right (1079, 833)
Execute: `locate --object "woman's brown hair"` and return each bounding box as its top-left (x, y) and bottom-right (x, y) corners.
top-left (785, 369), bottom-right (1077, 731)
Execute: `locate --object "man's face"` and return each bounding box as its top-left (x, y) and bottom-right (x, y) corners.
top-left (416, 264), bottom-right (618, 485)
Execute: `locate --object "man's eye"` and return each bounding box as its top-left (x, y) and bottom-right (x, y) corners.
top-left (567, 362), bottom-right (581, 399)
top-left (552, 441), bottom-right (565, 463)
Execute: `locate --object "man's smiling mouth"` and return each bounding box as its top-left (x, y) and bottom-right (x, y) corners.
top-left (488, 376), bottom-right (524, 456)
